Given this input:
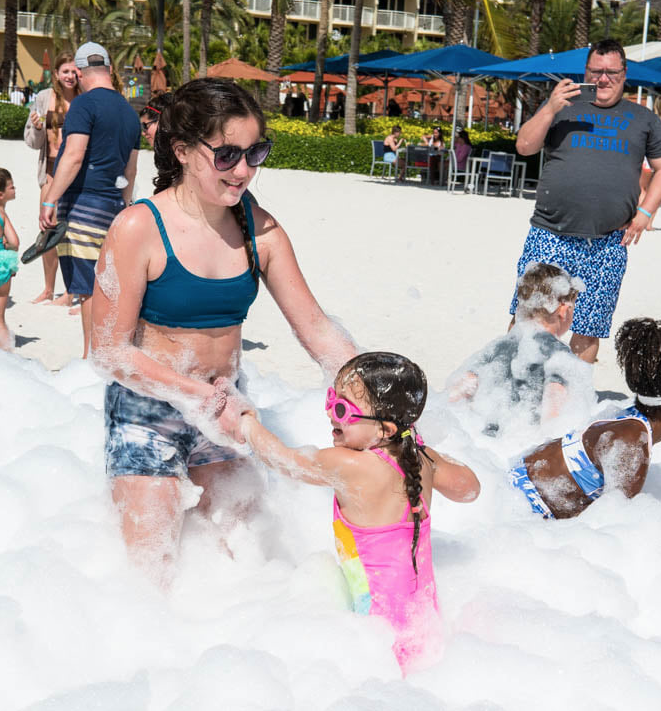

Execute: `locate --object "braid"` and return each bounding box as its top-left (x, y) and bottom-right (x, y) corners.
top-left (395, 431), bottom-right (424, 574)
top-left (230, 199), bottom-right (259, 287)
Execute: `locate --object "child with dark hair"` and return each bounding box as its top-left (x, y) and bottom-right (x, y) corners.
top-left (138, 92), bottom-right (173, 148)
top-left (239, 352), bottom-right (480, 674)
top-left (0, 168), bottom-right (19, 350)
top-left (449, 262), bottom-right (591, 436)
top-left (509, 317), bottom-right (661, 518)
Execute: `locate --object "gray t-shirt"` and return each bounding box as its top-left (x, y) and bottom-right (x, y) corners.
top-left (531, 97), bottom-right (661, 238)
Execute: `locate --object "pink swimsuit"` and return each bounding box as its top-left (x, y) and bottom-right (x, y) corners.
top-left (333, 448), bottom-right (441, 673)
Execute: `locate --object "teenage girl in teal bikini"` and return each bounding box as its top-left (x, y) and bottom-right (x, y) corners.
top-left (511, 318), bottom-right (661, 518)
top-left (91, 79), bottom-right (357, 584)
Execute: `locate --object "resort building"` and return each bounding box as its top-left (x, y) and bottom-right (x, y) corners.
top-left (0, 2), bottom-right (55, 85)
top-left (246, 0), bottom-right (445, 46)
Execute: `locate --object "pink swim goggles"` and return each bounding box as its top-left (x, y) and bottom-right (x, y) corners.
top-left (325, 387), bottom-right (383, 425)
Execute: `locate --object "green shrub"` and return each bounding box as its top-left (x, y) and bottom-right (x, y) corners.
top-left (0, 103), bottom-right (29, 139)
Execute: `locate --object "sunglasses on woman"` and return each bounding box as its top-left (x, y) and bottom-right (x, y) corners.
top-left (325, 387), bottom-right (384, 425)
top-left (141, 118), bottom-right (157, 133)
top-left (199, 139), bottom-right (273, 171)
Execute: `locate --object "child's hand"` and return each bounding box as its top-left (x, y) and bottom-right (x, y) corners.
top-left (207, 377), bottom-right (254, 444)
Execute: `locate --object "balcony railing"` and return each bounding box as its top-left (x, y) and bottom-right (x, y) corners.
top-left (0, 11), bottom-right (61, 37)
top-left (332, 4), bottom-right (374, 25)
top-left (418, 14), bottom-right (444, 34)
top-left (246, 0), bottom-right (272, 15)
top-left (376, 9), bottom-right (416, 30)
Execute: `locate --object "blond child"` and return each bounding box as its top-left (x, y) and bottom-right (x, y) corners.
top-left (0, 169), bottom-right (19, 350)
top-left (449, 263), bottom-right (588, 435)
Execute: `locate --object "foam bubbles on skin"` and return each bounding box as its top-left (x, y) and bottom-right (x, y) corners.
top-left (5, 354), bottom-right (661, 709)
top-left (596, 433), bottom-right (646, 494)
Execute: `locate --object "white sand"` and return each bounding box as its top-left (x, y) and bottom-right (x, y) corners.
top-left (3, 138), bottom-right (659, 395)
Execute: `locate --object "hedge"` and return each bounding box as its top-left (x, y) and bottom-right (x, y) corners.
top-left (0, 102), bottom-right (29, 139)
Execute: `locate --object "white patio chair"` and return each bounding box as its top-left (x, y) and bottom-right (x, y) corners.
top-left (447, 148), bottom-right (471, 193)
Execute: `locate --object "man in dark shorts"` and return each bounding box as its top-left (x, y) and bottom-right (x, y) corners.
top-left (511, 38), bottom-right (661, 364)
top-left (39, 41), bottom-right (141, 358)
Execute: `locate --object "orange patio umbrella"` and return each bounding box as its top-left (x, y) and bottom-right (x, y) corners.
top-left (133, 54), bottom-right (145, 72)
top-left (151, 50), bottom-right (168, 95)
top-left (281, 70), bottom-right (347, 84)
top-left (207, 58), bottom-right (279, 82)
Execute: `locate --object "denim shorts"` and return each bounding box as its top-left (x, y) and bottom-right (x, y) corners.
top-left (509, 226), bottom-right (628, 338)
top-left (105, 381), bottom-right (239, 478)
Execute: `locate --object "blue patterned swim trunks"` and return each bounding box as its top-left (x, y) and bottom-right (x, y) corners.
top-left (105, 381), bottom-right (239, 478)
top-left (509, 459), bottom-right (555, 519)
top-left (509, 226), bottom-right (627, 338)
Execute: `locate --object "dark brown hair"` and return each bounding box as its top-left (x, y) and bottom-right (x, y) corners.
top-left (587, 39), bottom-right (627, 70)
top-left (0, 168), bottom-right (13, 192)
top-left (616, 318), bottom-right (661, 417)
top-left (338, 352), bottom-right (428, 574)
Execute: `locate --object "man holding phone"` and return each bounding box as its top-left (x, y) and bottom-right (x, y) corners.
top-left (510, 38), bottom-right (661, 363)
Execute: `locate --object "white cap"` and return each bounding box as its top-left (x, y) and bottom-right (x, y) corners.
top-left (74, 42), bottom-right (110, 69)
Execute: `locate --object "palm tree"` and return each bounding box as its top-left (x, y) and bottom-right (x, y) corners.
top-left (529, 0), bottom-right (546, 56)
top-left (344, 0), bottom-right (364, 135)
top-left (183, 0), bottom-right (191, 82)
top-left (575, 0), bottom-right (590, 47)
top-left (37, 0), bottom-right (108, 48)
top-left (310, 0), bottom-right (331, 122)
top-left (0, 0), bottom-right (18, 93)
top-left (264, 0), bottom-right (292, 111)
top-left (445, 0), bottom-right (469, 46)
top-left (199, 0), bottom-right (213, 77)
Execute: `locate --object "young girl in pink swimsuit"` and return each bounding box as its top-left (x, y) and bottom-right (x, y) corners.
top-left (240, 352), bottom-right (480, 674)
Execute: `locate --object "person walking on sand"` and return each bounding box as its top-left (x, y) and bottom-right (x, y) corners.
top-left (511, 38), bottom-right (661, 364)
top-left (24, 50), bottom-right (81, 306)
top-left (39, 42), bottom-right (141, 359)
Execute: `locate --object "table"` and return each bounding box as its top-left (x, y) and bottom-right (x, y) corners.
top-left (464, 155), bottom-right (527, 197)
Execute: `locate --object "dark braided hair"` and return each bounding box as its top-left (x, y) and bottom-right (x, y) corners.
top-left (152, 78), bottom-right (266, 284)
top-left (615, 318), bottom-right (661, 418)
top-left (338, 352), bottom-right (428, 574)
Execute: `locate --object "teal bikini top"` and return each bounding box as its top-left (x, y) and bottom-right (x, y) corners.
top-left (137, 195), bottom-right (259, 329)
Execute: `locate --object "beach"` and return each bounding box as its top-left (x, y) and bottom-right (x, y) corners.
top-left (7, 138), bottom-right (659, 394)
top-left (3, 139), bottom-right (661, 710)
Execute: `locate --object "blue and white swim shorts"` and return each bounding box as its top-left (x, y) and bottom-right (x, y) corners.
top-left (509, 226), bottom-right (628, 338)
top-left (105, 381), bottom-right (239, 478)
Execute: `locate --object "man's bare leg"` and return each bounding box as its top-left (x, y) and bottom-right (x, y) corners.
top-left (570, 333), bottom-right (599, 363)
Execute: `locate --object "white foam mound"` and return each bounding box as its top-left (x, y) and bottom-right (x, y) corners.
top-left (2, 352), bottom-right (661, 710)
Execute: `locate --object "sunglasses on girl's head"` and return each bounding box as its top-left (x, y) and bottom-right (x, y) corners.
top-left (325, 387), bottom-right (383, 425)
top-left (199, 139), bottom-right (272, 171)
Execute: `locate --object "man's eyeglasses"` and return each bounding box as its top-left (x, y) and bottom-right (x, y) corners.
top-left (586, 67), bottom-right (625, 80)
top-left (199, 139), bottom-right (273, 171)
top-left (141, 119), bottom-right (157, 133)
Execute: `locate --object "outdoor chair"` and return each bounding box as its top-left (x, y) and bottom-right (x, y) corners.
top-left (404, 145), bottom-right (431, 183)
top-left (370, 140), bottom-right (395, 179)
top-left (482, 151), bottom-right (515, 196)
top-left (447, 148), bottom-right (471, 193)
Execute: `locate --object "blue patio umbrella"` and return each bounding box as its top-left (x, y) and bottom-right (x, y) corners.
top-left (283, 50), bottom-right (402, 74)
top-left (358, 44), bottom-right (507, 144)
top-left (471, 47), bottom-right (661, 87)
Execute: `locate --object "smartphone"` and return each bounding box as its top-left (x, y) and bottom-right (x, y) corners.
top-left (575, 83), bottom-right (597, 102)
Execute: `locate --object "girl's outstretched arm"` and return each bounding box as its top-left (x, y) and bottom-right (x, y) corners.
top-left (241, 412), bottom-right (353, 488)
top-left (428, 448), bottom-right (480, 503)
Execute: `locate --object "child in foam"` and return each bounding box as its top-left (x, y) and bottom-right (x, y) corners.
top-left (0, 169), bottom-right (19, 351)
top-left (510, 318), bottom-right (661, 519)
top-left (238, 352), bottom-right (480, 674)
top-left (448, 262), bottom-right (591, 437)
